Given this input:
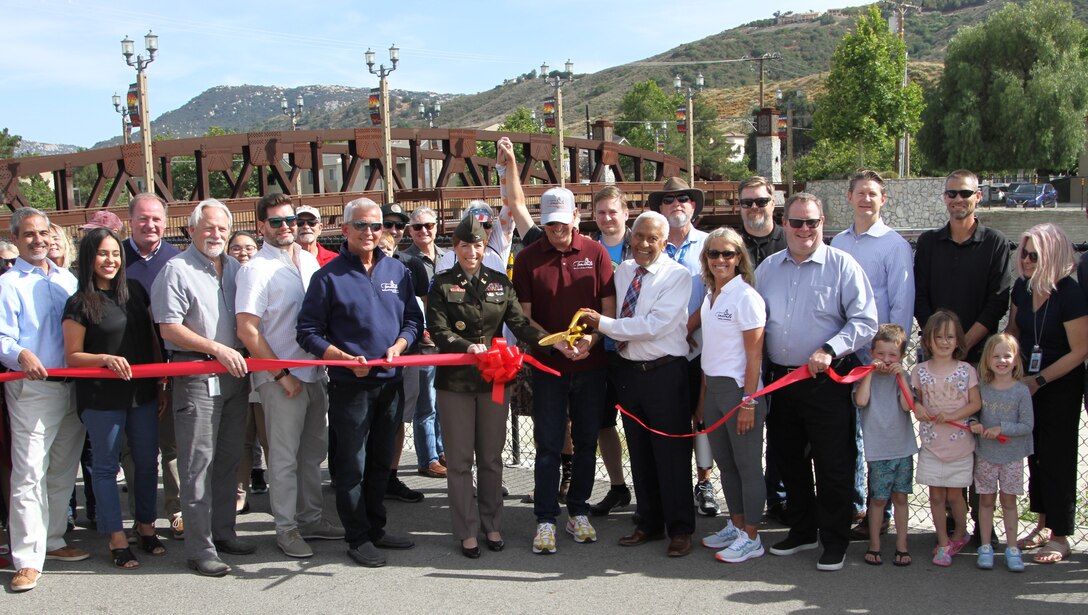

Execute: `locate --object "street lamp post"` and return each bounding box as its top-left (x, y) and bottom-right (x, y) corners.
top-left (281, 94), bottom-right (304, 130)
top-left (530, 110), bottom-right (545, 133)
top-left (366, 44), bottom-right (399, 203)
top-left (112, 93), bottom-right (132, 145)
top-left (675, 73), bottom-right (703, 185)
top-left (540, 60), bottom-right (574, 187)
top-left (645, 121), bottom-right (668, 153)
top-left (418, 101), bottom-right (440, 127)
top-left (121, 30), bottom-right (158, 194)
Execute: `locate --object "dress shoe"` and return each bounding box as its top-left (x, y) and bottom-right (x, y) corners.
top-left (667, 534), bottom-right (693, 557)
top-left (461, 542), bottom-right (482, 559)
top-left (485, 538), bottom-right (505, 552)
top-left (11, 568), bottom-right (40, 591)
top-left (347, 542), bottom-right (386, 567)
top-left (45, 546), bottom-right (90, 562)
top-left (373, 531), bottom-right (415, 549)
top-left (188, 557), bottom-right (231, 577)
top-left (618, 529), bottom-right (665, 547)
top-left (590, 485), bottom-right (632, 517)
top-left (418, 461), bottom-right (447, 478)
top-left (214, 538), bottom-right (257, 556)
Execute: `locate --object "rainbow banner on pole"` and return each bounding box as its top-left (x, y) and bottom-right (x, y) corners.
top-left (127, 83), bottom-right (141, 128)
top-left (369, 88), bottom-right (382, 126)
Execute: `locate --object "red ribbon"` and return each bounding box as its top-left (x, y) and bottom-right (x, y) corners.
top-left (0, 339), bottom-right (558, 405)
top-left (618, 364), bottom-right (1006, 444)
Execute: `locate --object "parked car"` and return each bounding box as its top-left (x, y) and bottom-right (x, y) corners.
top-left (983, 183), bottom-right (1007, 204)
top-left (1006, 182), bottom-right (1058, 208)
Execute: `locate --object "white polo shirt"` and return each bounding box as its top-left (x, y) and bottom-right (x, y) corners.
top-left (700, 275), bottom-right (766, 387)
top-left (235, 243), bottom-right (322, 385)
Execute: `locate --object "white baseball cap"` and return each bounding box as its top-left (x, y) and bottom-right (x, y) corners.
top-left (540, 187), bottom-right (576, 225)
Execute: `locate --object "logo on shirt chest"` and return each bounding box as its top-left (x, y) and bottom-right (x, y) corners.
top-left (570, 257), bottom-right (593, 271)
top-left (380, 281), bottom-right (399, 293)
top-left (715, 308), bottom-right (734, 322)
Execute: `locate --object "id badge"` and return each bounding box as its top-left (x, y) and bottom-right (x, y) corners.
top-left (207, 375), bottom-right (221, 397)
top-left (1028, 350), bottom-right (1042, 374)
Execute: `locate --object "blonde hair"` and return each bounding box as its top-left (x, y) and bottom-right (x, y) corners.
top-left (700, 226), bottom-right (755, 288)
top-left (921, 309), bottom-right (966, 360)
top-left (48, 223), bottom-right (75, 269)
top-left (978, 333), bottom-right (1024, 383)
top-left (1016, 223), bottom-right (1075, 296)
top-left (872, 323), bottom-right (907, 355)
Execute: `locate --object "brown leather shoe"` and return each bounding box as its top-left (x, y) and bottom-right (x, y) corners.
top-left (418, 461), bottom-right (447, 478)
top-left (667, 534), bottom-right (693, 557)
top-left (618, 529), bottom-right (665, 547)
top-left (11, 568), bottom-right (40, 592)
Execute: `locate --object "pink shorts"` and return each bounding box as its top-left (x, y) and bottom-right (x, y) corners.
top-left (973, 458), bottom-right (1025, 495)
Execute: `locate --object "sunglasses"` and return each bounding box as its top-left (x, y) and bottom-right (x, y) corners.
top-left (944, 189), bottom-right (977, 199)
top-left (266, 216), bottom-right (297, 229)
top-left (410, 222), bottom-right (436, 231)
top-left (296, 217), bottom-right (319, 228)
top-left (350, 221), bottom-right (383, 233)
top-left (787, 218), bottom-right (821, 229)
top-left (2, 257), bottom-right (16, 268)
top-left (1020, 250), bottom-right (1039, 263)
top-left (660, 194), bottom-right (691, 205)
top-left (383, 221), bottom-right (407, 230)
top-left (738, 197), bottom-right (772, 209)
top-left (706, 249), bottom-right (738, 260)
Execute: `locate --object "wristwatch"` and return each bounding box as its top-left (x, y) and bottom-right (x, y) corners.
top-left (1034, 374), bottom-right (1047, 387)
top-left (274, 368), bottom-right (290, 381)
top-left (820, 343), bottom-right (835, 357)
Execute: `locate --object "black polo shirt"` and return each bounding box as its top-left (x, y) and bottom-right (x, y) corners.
top-left (914, 220), bottom-right (1013, 359)
top-left (739, 224), bottom-right (787, 267)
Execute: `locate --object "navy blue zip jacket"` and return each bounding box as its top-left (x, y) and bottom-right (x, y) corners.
top-left (297, 243), bottom-right (423, 384)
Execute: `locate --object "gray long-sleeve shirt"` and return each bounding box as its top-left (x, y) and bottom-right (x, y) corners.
top-left (976, 382), bottom-right (1034, 464)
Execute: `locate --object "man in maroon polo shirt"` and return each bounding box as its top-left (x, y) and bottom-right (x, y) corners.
top-left (513, 187), bottom-right (616, 554)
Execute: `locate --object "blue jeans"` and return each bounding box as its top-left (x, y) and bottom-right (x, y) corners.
top-left (82, 401), bottom-right (159, 534)
top-left (404, 364), bottom-right (443, 468)
top-left (531, 368), bottom-right (607, 523)
top-left (328, 380), bottom-right (401, 548)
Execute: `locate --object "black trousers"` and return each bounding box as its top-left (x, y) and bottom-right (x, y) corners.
top-left (767, 366), bottom-right (856, 555)
top-left (612, 357), bottom-right (695, 537)
top-left (1028, 365), bottom-right (1084, 537)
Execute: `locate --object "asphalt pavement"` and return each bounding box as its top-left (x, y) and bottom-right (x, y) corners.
top-left (3, 456), bottom-right (1086, 613)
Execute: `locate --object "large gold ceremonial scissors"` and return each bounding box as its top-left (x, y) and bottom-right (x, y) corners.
top-left (538, 311), bottom-right (587, 348)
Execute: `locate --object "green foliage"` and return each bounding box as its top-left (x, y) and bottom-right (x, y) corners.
top-left (917, 0), bottom-right (1088, 173)
top-left (811, 5), bottom-right (925, 167)
top-left (169, 126), bottom-right (259, 200)
top-left (794, 138), bottom-right (895, 182)
top-left (20, 175), bottom-right (58, 211)
top-left (476, 107), bottom-right (552, 168)
top-left (0, 128), bottom-right (20, 159)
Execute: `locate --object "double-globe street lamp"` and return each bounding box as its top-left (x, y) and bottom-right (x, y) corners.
top-left (418, 101), bottom-right (440, 127)
top-left (674, 73), bottom-right (703, 185)
top-left (540, 60), bottom-right (573, 187)
top-left (282, 94), bottom-right (304, 130)
top-left (366, 44), bottom-right (399, 203)
top-left (121, 30), bottom-right (158, 193)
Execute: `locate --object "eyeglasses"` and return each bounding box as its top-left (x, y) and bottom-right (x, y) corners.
top-left (266, 216), bottom-right (296, 229)
top-left (229, 244), bottom-right (257, 254)
top-left (350, 221), bottom-right (383, 233)
top-left (660, 194), bottom-right (691, 205)
top-left (944, 189), bottom-right (977, 199)
top-left (706, 249), bottom-right (738, 260)
top-left (738, 197), bottom-right (772, 209)
top-left (1020, 250), bottom-right (1039, 263)
top-left (1, 257), bottom-right (16, 268)
top-left (296, 217), bottom-right (319, 228)
top-left (383, 221), bottom-right (407, 230)
top-left (787, 218), bottom-right (821, 229)
top-left (410, 222), bottom-right (436, 231)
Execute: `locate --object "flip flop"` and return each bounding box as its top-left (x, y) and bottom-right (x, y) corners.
top-left (893, 550), bottom-right (912, 567)
top-left (1017, 526), bottom-right (1050, 550)
top-left (1033, 540), bottom-right (1069, 564)
top-left (864, 549), bottom-right (882, 566)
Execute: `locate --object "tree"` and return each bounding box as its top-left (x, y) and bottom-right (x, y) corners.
top-left (811, 4), bottom-right (924, 167)
top-left (476, 107), bottom-right (552, 169)
top-left (1, 128), bottom-right (21, 159)
top-left (917, 0), bottom-right (1088, 173)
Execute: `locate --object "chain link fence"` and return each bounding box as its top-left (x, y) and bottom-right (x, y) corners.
top-left (482, 326), bottom-right (1088, 548)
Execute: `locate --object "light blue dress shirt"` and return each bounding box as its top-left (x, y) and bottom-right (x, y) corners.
top-left (754, 243), bottom-right (878, 367)
top-left (0, 257), bottom-right (78, 371)
top-left (831, 219), bottom-right (915, 362)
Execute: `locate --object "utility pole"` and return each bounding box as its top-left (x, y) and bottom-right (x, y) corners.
top-left (366, 44), bottom-right (399, 203)
top-left (885, 0), bottom-right (919, 176)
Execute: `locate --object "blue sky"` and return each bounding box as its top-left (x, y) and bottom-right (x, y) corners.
top-left (2, 0), bottom-right (863, 148)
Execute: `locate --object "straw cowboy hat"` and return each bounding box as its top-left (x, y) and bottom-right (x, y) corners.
top-left (646, 177), bottom-right (705, 217)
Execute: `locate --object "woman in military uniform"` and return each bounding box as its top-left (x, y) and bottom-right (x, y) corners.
top-left (427, 216), bottom-right (546, 559)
